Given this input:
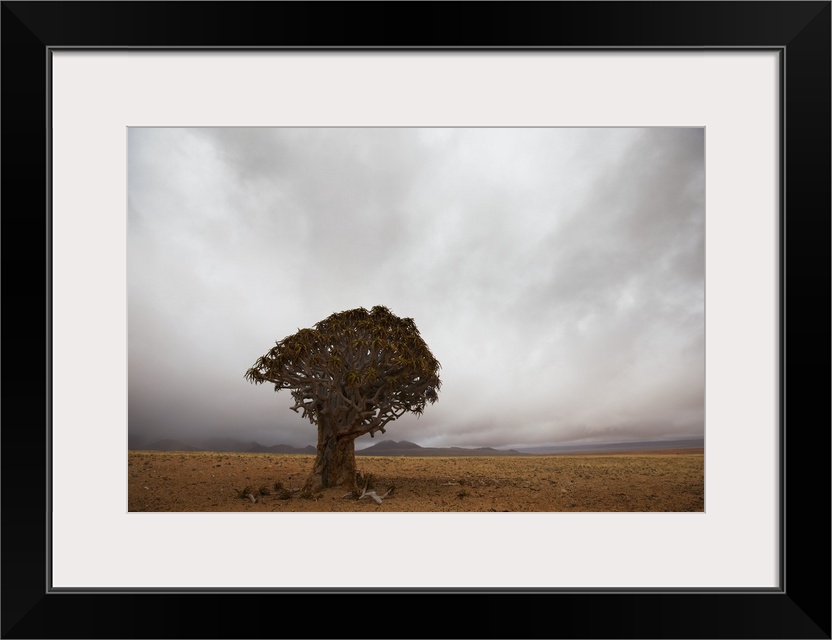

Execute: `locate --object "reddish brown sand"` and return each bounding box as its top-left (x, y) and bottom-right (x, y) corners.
top-left (128, 449), bottom-right (704, 512)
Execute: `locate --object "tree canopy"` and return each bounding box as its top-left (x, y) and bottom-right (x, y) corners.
top-left (245, 306), bottom-right (441, 489)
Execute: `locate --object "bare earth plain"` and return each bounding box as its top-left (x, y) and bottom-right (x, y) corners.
top-left (128, 449), bottom-right (704, 512)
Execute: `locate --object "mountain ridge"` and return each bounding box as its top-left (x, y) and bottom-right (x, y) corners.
top-left (133, 437), bottom-right (703, 456)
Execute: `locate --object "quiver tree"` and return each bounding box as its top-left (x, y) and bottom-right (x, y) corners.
top-left (245, 306), bottom-right (441, 491)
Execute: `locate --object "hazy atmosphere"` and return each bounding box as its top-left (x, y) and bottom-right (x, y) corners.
top-left (128, 127), bottom-right (704, 451)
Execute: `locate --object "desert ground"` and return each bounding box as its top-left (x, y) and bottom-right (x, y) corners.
top-left (128, 449), bottom-right (704, 512)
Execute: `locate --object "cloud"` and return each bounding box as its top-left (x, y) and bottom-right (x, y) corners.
top-left (128, 127), bottom-right (704, 449)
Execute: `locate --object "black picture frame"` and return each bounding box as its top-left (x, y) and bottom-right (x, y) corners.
top-left (2, 2), bottom-right (829, 638)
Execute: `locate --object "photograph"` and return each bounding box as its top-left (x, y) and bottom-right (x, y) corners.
top-left (127, 127), bottom-right (705, 513)
top-left (3, 1), bottom-right (828, 637)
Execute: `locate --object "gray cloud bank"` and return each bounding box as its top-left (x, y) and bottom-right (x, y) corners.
top-left (128, 127), bottom-right (704, 450)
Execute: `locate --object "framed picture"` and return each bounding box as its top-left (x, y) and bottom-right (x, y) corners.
top-left (3, 2), bottom-right (829, 638)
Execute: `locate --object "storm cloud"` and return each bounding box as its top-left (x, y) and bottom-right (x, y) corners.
top-left (128, 127), bottom-right (704, 450)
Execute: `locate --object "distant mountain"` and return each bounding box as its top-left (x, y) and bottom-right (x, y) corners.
top-left (359, 440), bottom-right (423, 452)
top-left (356, 440), bottom-right (524, 457)
top-left (191, 437), bottom-right (260, 452)
top-left (142, 439), bottom-right (199, 452)
top-left (248, 443), bottom-right (316, 454)
top-left (515, 438), bottom-right (705, 455)
top-left (132, 437), bottom-right (313, 454)
top-left (132, 436), bottom-right (700, 458)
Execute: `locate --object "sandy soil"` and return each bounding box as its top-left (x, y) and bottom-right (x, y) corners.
top-left (128, 450), bottom-right (704, 512)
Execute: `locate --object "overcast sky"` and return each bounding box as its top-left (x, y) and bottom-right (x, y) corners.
top-left (128, 127), bottom-right (704, 450)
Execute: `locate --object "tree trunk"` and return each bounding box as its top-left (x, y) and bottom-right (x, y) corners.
top-left (304, 419), bottom-right (358, 492)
